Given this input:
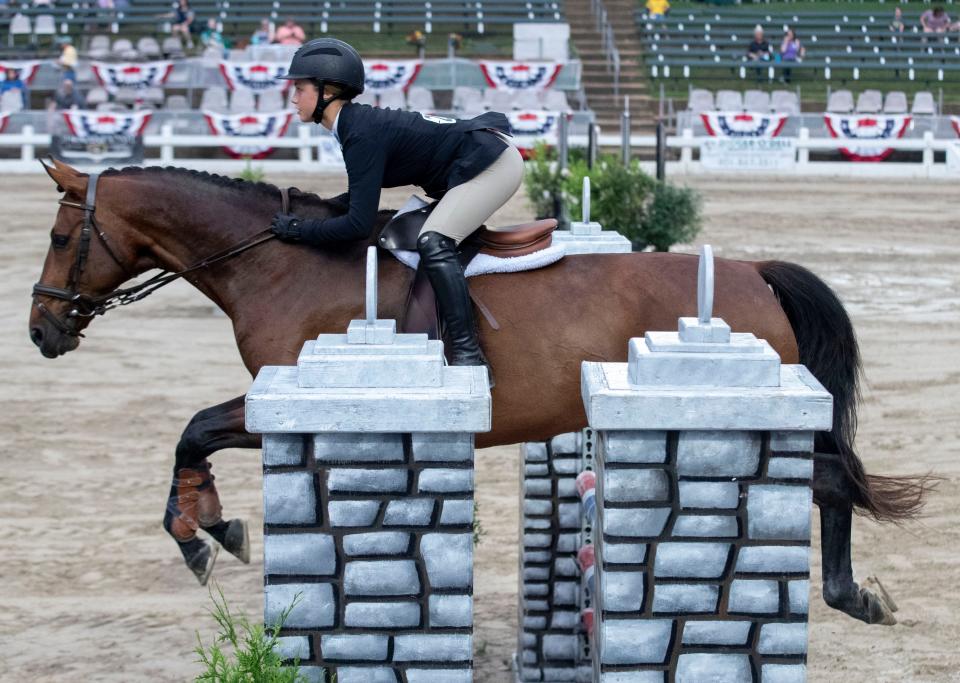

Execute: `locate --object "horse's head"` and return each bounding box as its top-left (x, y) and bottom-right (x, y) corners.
top-left (29, 160), bottom-right (150, 358)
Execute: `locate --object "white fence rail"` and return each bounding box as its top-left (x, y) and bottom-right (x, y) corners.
top-left (1, 125), bottom-right (958, 177)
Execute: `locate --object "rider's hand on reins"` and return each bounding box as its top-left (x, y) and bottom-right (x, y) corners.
top-left (270, 212), bottom-right (303, 242)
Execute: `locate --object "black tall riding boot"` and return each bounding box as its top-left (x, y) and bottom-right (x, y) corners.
top-left (417, 231), bottom-right (490, 375)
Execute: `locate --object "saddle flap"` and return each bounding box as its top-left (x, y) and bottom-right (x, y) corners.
top-left (378, 197), bottom-right (438, 251)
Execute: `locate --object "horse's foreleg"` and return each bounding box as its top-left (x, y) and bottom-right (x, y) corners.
top-left (164, 395), bottom-right (261, 584)
top-left (813, 452), bottom-right (897, 625)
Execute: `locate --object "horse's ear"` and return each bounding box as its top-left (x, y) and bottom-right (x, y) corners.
top-left (42, 157), bottom-right (87, 195)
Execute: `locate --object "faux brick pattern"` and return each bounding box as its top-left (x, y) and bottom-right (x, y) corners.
top-left (590, 428), bottom-right (814, 680)
top-left (263, 430), bottom-right (477, 680)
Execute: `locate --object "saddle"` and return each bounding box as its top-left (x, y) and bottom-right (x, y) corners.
top-left (378, 197), bottom-right (558, 342)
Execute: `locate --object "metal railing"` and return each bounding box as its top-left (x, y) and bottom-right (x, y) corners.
top-left (590, 0), bottom-right (621, 98)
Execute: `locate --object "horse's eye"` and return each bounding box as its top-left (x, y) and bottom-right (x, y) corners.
top-left (51, 231), bottom-right (70, 249)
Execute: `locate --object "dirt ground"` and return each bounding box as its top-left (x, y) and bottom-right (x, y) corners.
top-left (0, 172), bottom-right (957, 682)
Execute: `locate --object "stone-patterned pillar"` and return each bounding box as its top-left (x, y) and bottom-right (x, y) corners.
top-left (514, 179), bottom-right (632, 683)
top-left (515, 433), bottom-right (593, 682)
top-left (246, 248), bottom-right (492, 683)
top-left (579, 246), bottom-right (832, 682)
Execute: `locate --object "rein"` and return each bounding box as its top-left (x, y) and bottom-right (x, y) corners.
top-left (32, 174), bottom-right (289, 337)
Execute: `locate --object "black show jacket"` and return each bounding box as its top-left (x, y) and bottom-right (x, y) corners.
top-left (312, 103), bottom-right (511, 243)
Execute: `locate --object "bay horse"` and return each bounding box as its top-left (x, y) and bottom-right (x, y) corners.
top-left (29, 159), bottom-right (928, 626)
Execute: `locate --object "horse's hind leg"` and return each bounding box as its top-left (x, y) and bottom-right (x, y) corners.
top-left (813, 452), bottom-right (897, 625)
top-left (164, 395), bottom-right (261, 584)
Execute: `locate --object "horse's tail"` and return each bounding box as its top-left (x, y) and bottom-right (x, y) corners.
top-left (758, 260), bottom-right (931, 522)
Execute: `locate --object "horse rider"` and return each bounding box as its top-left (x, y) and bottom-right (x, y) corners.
top-left (270, 37), bottom-right (525, 376)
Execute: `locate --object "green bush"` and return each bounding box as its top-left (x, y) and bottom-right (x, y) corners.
top-left (194, 584), bottom-right (313, 683)
top-left (640, 182), bottom-right (703, 253)
top-left (523, 142), bottom-right (702, 251)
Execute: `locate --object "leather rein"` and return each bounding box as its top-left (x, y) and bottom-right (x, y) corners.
top-left (32, 172), bottom-right (287, 338)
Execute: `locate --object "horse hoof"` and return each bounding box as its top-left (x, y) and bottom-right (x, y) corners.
top-left (222, 518), bottom-right (250, 564)
top-left (864, 574), bottom-right (899, 613)
top-left (187, 541), bottom-right (219, 585)
top-left (861, 586), bottom-right (897, 626)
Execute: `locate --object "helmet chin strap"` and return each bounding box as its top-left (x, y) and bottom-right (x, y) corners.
top-left (310, 80), bottom-right (342, 124)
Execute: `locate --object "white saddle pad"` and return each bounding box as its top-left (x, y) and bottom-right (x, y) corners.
top-left (391, 244), bottom-right (566, 277)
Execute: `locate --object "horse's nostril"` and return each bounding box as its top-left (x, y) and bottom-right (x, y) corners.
top-left (30, 326), bottom-right (44, 347)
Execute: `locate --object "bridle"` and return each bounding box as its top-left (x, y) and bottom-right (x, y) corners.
top-left (32, 172), bottom-right (286, 338)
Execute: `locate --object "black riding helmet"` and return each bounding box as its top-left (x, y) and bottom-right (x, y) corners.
top-left (281, 37), bottom-right (365, 123)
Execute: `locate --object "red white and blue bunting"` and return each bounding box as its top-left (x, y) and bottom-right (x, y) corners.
top-left (219, 61), bottom-right (289, 92)
top-left (507, 110), bottom-right (560, 155)
top-left (364, 60), bottom-right (422, 92)
top-left (203, 110), bottom-right (294, 159)
top-left (823, 113), bottom-right (911, 162)
top-left (952, 116), bottom-right (960, 137)
top-left (62, 110), bottom-right (152, 137)
top-left (0, 111), bottom-right (10, 134)
top-left (479, 61), bottom-right (562, 91)
top-left (0, 60), bottom-right (43, 85)
top-left (701, 111), bottom-right (788, 138)
top-left (91, 61), bottom-right (174, 94)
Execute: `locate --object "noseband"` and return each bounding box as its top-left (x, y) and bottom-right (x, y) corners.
top-left (32, 173), bottom-right (285, 338)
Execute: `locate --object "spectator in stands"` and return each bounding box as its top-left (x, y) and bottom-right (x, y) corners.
top-left (890, 7), bottom-right (905, 33)
top-left (747, 26), bottom-right (772, 61)
top-left (274, 17), bottom-right (305, 47)
top-left (746, 25), bottom-right (771, 82)
top-left (645, 0), bottom-right (669, 21)
top-left (0, 68), bottom-right (29, 109)
top-left (779, 27), bottom-right (804, 84)
top-left (251, 18), bottom-right (274, 45)
top-left (165, 0), bottom-right (195, 48)
top-left (920, 6), bottom-right (951, 33)
top-left (50, 79), bottom-right (85, 110)
top-left (201, 18), bottom-right (227, 56)
top-left (57, 38), bottom-right (78, 83)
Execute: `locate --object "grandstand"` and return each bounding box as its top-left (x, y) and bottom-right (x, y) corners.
top-left (2, 0), bottom-right (960, 167)
top-left (636, 6), bottom-right (960, 111)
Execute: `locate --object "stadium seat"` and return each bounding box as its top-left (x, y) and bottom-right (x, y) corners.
top-left (257, 90), bottom-right (284, 112)
top-left (379, 89), bottom-right (406, 110)
top-left (911, 91), bottom-right (936, 115)
top-left (0, 90), bottom-right (23, 113)
top-left (96, 103), bottom-right (127, 112)
top-left (406, 86), bottom-right (435, 112)
top-left (111, 38), bottom-right (139, 60)
top-left (743, 89), bottom-right (770, 112)
top-left (770, 90), bottom-right (800, 115)
top-left (482, 88), bottom-right (514, 112)
top-left (201, 86), bottom-right (229, 112)
top-left (453, 86), bottom-right (483, 114)
top-left (87, 35), bottom-right (111, 60)
top-left (85, 87), bottom-right (109, 106)
top-left (33, 14), bottom-right (57, 44)
top-left (687, 88), bottom-right (714, 113)
top-left (826, 89), bottom-right (854, 113)
top-left (882, 91), bottom-right (908, 114)
top-left (142, 87), bottom-right (165, 105)
top-left (162, 36), bottom-right (186, 59)
top-left (513, 89), bottom-right (541, 111)
top-left (115, 88), bottom-right (140, 105)
top-left (229, 89), bottom-right (256, 113)
top-left (715, 89), bottom-right (742, 111)
top-left (542, 89), bottom-right (571, 112)
top-left (353, 90), bottom-right (377, 106)
top-left (137, 37), bottom-right (162, 59)
top-left (855, 89), bottom-right (882, 114)
top-left (164, 94), bottom-right (191, 111)
top-left (8, 14), bottom-right (32, 47)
